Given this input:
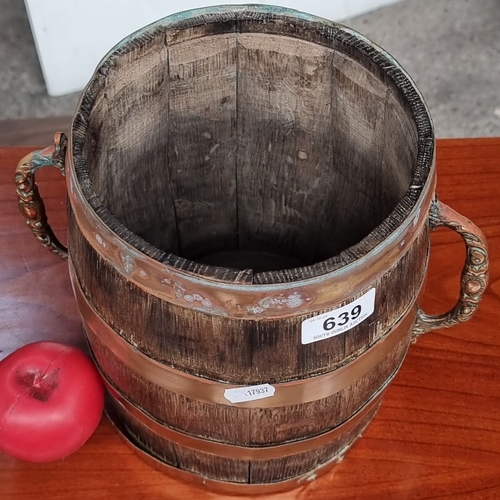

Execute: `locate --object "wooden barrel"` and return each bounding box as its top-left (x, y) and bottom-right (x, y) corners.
top-left (67, 5), bottom-right (435, 492)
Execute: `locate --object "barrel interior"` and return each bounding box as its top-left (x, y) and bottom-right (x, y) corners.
top-left (81, 25), bottom-right (419, 277)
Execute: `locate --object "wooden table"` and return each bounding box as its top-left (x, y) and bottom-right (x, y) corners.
top-left (1, 139), bottom-right (499, 499)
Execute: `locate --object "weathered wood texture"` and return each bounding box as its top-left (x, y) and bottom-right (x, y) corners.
top-left (64, 13), bottom-right (437, 486)
top-left (167, 34), bottom-right (238, 260)
top-left (110, 392), bottom-right (379, 485)
top-left (69, 209), bottom-right (427, 383)
top-left (74, 13), bottom-right (430, 284)
top-left (1, 139), bottom-right (500, 498)
top-left (67, 14), bottom-right (431, 378)
top-left (87, 323), bottom-right (408, 445)
top-left (70, 200), bottom-right (418, 483)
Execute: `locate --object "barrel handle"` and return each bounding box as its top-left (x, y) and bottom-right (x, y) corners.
top-left (14, 132), bottom-right (68, 260)
top-left (413, 198), bottom-right (488, 338)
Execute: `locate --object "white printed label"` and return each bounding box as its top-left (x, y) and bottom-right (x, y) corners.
top-left (224, 383), bottom-right (276, 404)
top-left (301, 289), bottom-right (376, 345)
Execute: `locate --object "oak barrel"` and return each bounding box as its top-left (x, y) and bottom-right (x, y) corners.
top-left (67, 5), bottom-right (436, 492)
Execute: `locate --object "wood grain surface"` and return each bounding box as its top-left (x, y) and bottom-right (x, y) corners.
top-left (1, 138), bottom-right (499, 499)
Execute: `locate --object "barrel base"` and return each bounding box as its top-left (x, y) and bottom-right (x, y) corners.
top-left (105, 401), bottom-right (381, 495)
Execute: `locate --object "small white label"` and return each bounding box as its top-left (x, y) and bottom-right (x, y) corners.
top-left (224, 383), bottom-right (276, 404)
top-left (301, 289), bottom-right (376, 345)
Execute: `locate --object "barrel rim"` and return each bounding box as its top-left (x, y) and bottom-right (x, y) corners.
top-left (69, 5), bottom-right (435, 285)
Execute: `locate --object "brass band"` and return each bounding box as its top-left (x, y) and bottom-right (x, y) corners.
top-left (71, 260), bottom-right (414, 408)
top-left (65, 147), bottom-right (435, 319)
top-left (101, 369), bottom-right (385, 460)
top-left (106, 396), bottom-right (378, 495)
top-left (106, 400), bottom-right (377, 494)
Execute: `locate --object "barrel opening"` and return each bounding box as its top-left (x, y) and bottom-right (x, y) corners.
top-left (75, 14), bottom-right (431, 283)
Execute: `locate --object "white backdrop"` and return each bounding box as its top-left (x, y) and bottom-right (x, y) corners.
top-left (25, 0), bottom-right (402, 96)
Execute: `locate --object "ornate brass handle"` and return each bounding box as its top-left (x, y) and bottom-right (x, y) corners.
top-left (15, 132), bottom-right (68, 260)
top-left (413, 198), bottom-right (489, 338)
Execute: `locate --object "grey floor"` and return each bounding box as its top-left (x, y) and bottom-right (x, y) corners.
top-left (1, 0), bottom-right (500, 138)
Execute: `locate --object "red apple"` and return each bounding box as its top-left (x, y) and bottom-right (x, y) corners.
top-left (0, 341), bottom-right (104, 462)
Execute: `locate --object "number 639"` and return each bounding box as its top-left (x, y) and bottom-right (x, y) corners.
top-left (323, 305), bottom-right (362, 331)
